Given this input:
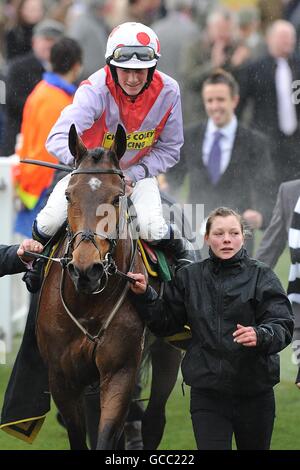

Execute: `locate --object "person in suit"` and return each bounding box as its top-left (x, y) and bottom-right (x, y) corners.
top-left (256, 179), bottom-right (300, 267)
top-left (168, 68), bottom-right (274, 255)
top-left (237, 20), bottom-right (300, 193)
top-left (256, 179), bottom-right (300, 389)
top-left (0, 239), bottom-right (43, 277)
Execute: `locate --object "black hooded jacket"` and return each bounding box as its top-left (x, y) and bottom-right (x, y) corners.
top-left (132, 248), bottom-right (294, 396)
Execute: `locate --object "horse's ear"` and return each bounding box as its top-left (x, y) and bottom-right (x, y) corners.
top-left (68, 124), bottom-right (87, 162)
top-left (111, 124), bottom-right (127, 161)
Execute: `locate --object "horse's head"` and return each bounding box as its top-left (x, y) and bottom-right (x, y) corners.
top-left (66, 124), bottom-right (127, 294)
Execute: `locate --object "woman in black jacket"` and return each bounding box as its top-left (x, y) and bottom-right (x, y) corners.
top-left (128, 206), bottom-right (294, 450)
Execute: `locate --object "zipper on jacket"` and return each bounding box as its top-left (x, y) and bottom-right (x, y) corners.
top-left (216, 275), bottom-right (223, 377)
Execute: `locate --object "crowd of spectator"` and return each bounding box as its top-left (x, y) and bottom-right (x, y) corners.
top-left (1, 1), bottom-right (300, 199)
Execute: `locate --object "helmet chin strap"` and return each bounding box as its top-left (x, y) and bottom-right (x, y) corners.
top-left (109, 64), bottom-right (157, 99)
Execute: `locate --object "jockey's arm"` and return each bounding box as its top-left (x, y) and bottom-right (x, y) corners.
top-left (125, 90), bottom-right (184, 183)
top-left (46, 83), bottom-right (103, 165)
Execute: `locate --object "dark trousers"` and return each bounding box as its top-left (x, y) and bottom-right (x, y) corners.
top-left (190, 388), bottom-right (275, 450)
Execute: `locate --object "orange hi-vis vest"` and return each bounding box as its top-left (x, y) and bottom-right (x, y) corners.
top-left (15, 79), bottom-right (74, 209)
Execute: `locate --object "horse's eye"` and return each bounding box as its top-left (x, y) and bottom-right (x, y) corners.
top-left (65, 192), bottom-right (71, 203)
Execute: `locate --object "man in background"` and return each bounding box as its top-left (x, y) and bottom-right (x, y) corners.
top-left (256, 179), bottom-right (300, 389)
top-left (13, 36), bottom-right (82, 238)
top-left (2, 19), bottom-right (64, 156)
top-left (168, 69), bottom-right (274, 256)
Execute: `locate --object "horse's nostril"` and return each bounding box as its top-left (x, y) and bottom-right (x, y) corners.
top-left (68, 262), bottom-right (103, 284)
top-left (88, 263), bottom-right (104, 281)
top-left (67, 262), bottom-right (79, 279)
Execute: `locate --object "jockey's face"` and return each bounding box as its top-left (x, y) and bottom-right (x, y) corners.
top-left (202, 83), bottom-right (239, 128)
top-left (205, 215), bottom-right (244, 260)
top-left (116, 67), bottom-right (148, 96)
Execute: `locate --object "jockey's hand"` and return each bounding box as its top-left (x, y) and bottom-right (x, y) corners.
top-left (17, 239), bottom-right (44, 263)
top-left (233, 323), bottom-right (257, 347)
top-left (127, 272), bottom-right (147, 294)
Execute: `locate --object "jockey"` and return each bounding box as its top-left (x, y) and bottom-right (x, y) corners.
top-left (29, 22), bottom-right (196, 290)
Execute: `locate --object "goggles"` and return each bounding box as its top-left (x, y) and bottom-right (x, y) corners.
top-left (110, 46), bottom-right (158, 63)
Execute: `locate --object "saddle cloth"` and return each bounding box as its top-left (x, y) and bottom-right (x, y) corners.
top-left (138, 239), bottom-right (171, 282)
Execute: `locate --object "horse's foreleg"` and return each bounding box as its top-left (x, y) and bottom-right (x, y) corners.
top-left (142, 339), bottom-right (182, 450)
top-left (49, 372), bottom-right (88, 450)
top-left (96, 368), bottom-right (136, 450)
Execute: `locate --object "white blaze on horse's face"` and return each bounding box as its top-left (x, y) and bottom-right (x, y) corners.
top-left (88, 177), bottom-right (102, 191)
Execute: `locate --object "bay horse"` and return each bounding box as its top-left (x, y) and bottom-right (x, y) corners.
top-left (36, 124), bottom-right (182, 450)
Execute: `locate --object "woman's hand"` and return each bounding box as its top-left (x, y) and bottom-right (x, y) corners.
top-left (127, 272), bottom-right (147, 294)
top-left (233, 323), bottom-right (257, 347)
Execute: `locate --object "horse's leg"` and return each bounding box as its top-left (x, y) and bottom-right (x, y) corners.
top-left (84, 382), bottom-right (100, 450)
top-left (49, 372), bottom-right (88, 450)
top-left (96, 368), bottom-right (136, 450)
top-left (84, 383), bottom-right (125, 450)
top-left (124, 378), bottom-right (144, 450)
top-left (142, 339), bottom-right (182, 450)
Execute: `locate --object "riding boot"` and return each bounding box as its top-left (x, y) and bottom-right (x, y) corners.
top-left (22, 221), bottom-right (52, 294)
top-left (154, 224), bottom-right (199, 271)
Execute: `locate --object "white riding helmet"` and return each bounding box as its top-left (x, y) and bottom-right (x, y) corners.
top-left (105, 22), bottom-right (161, 69)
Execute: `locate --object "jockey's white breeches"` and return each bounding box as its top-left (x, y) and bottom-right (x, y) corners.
top-left (36, 175), bottom-right (169, 241)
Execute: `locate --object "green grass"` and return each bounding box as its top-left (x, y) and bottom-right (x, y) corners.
top-left (0, 364), bottom-right (69, 450)
top-left (0, 246), bottom-right (299, 450)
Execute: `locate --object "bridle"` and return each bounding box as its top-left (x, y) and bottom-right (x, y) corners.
top-left (57, 166), bottom-right (139, 344)
top-left (64, 166), bottom-right (135, 288)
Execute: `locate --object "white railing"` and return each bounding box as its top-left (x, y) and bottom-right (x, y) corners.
top-left (0, 156), bottom-right (29, 352)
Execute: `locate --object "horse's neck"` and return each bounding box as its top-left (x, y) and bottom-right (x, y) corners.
top-left (114, 236), bottom-right (133, 272)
